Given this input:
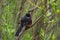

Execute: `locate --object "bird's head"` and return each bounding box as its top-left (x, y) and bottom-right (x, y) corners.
top-left (25, 13), bottom-right (31, 17)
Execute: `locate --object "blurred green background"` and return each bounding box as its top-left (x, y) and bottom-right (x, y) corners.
top-left (0, 0), bottom-right (60, 40)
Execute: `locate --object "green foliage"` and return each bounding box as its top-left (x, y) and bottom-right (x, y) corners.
top-left (40, 28), bottom-right (44, 37)
top-left (22, 31), bottom-right (32, 40)
top-left (52, 34), bottom-right (56, 40)
top-left (1, 0), bottom-right (60, 40)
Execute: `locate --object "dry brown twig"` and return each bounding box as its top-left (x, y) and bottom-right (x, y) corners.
top-left (28, 2), bottom-right (40, 13)
top-left (29, 6), bottom-right (50, 28)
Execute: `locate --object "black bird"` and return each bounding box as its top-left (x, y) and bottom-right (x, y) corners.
top-left (15, 13), bottom-right (32, 37)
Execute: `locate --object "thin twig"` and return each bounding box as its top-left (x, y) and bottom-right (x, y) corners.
top-left (17, 0), bottom-right (26, 24)
top-left (31, 14), bottom-right (43, 27)
top-left (28, 2), bottom-right (39, 12)
top-left (29, 6), bottom-right (50, 28)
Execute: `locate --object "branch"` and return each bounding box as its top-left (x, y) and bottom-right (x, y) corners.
top-left (28, 2), bottom-right (40, 13)
top-left (31, 14), bottom-right (43, 27)
top-left (17, 0), bottom-right (26, 24)
top-left (29, 6), bottom-right (50, 29)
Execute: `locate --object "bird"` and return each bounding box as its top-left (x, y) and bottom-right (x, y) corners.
top-left (15, 13), bottom-right (32, 37)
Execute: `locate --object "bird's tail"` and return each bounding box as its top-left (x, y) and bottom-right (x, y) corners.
top-left (15, 24), bottom-right (26, 37)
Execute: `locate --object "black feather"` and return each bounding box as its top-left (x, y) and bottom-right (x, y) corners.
top-left (15, 24), bottom-right (23, 36)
